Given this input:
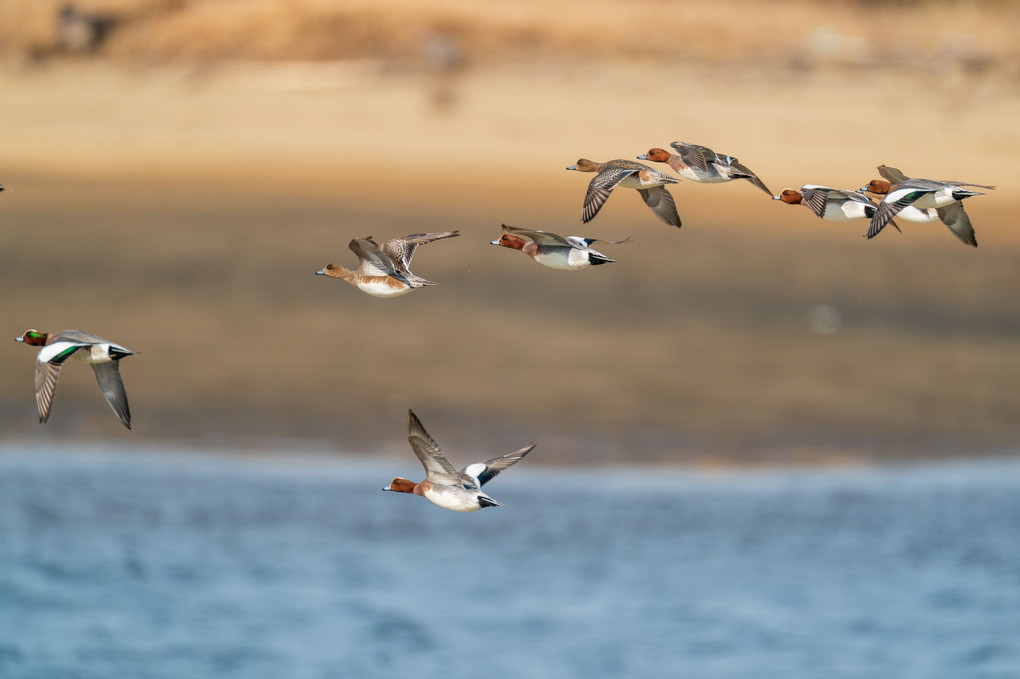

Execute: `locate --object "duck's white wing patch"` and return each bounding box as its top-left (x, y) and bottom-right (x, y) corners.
top-left (462, 462), bottom-right (487, 483)
top-left (458, 469), bottom-right (483, 492)
top-left (884, 186), bottom-right (930, 205)
top-left (462, 443), bottom-right (536, 486)
top-left (37, 341), bottom-right (84, 364)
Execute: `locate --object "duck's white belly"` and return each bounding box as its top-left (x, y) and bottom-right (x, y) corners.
top-left (897, 206), bottom-right (940, 223)
top-left (355, 279), bottom-right (413, 297)
top-left (820, 198), bottom-right (871, 221)
top-left (534, 251), bottom-right (589, 270)
top-left (819, 202), bottom-right (857, 221)
top-left (423, 486), bottom-right (483, 512)
top-left (679, 165), bottom-right (727, 183)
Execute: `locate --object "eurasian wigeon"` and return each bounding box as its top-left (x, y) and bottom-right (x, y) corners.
top-left (639, 142), bottom-right (772, 196)
top-left (773, 185), bottom-right (883, 222)
top-left (316, 231), bottom-right (459, 297)
top-left (383, 410), bottom-right (535, 512)
top-left (566, 158), bottom-right (682, 228)
top-left (15, 329), bottom-right (135, 429)
top-left (861, 165), bottom-right (994, 246)
top-left (490, 223), bottom-right (629, 270)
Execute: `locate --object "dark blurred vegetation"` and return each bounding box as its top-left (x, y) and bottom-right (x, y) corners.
top-left (2, 0), bottom-right (1019, 71)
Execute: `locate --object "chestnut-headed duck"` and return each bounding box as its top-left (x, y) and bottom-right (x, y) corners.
top-left (566, 158), bottom-right (681, 228)
top-left (15, 329), bottom-right (135, 429)
top-left (316, 231), bottom-right (459, 297)
top-left (490, 223), bottom-right (630, 270)
top-left (383, 410), bottom-right (535, 512)
top-left (638, 142), bottom-right (772, 196)
top-left (773, 185), bottom-right (882, 222)
top-left (860, 165), bottom-right (994, 246)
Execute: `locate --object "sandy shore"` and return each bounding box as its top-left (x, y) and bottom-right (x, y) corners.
top-left (1, 55), bottom-right (1018, 465)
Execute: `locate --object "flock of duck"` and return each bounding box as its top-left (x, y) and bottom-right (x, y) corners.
top-left (12, 140), bottom-right (995, 511)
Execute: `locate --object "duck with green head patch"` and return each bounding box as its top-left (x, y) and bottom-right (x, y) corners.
top-left (15, 329), bottom-right (136, 429)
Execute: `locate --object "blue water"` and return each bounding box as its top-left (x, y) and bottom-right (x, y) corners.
top-left (1, 445), bottom-right (1018, 679)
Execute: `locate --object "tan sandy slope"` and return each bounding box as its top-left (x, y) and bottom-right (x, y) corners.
top-left (1, 2), bottom-right (1018, 465)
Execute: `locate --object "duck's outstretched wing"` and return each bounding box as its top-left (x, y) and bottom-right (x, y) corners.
top-left (407, 410), bottom-right (460, 482)
top-left (877, 164), bottom-right (910, 184)
top-left (937, 203), bottom-right (978, 247)
top-left (669, 141), bottom-right (718, 173)
top-left (348, 237), bottom-right (401, 277)
top-left (729, 161), bottom-right (772, 196)
top-left (501, 224), bottom-right (570, 247)
top-left (92, 362), bottom-right (132, 429)
top-left (382, 231), bottom-right (460, 269)
top-left (868, 187), bottom-right (929, 240)
top-left (799, 186), bottom-right (835, 219)
top-left (461, 444), bottom-right (536, 487)
top-left (637, 186), bottom-right (682, 228)
top-left (380, 231), bottom-right (459, 287)
top-left (582, 166), bottom-right (639, 223)
top-left (33, 341), bottom-right (88, 424)
top-left (34, 361), bottom-right (64, 424)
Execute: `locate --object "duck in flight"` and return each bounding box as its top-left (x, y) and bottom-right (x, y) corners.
top-left (316, 231), bottom-right (459, 296)
top-left (383, 410), bottom-right (535, 512)
top-left (16, 328), bottom-right (135, 429)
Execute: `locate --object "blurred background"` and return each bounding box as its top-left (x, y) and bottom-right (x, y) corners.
top-left (2, 2), bottom-right (1020, 678)
top-left (1, 0), bottom-right (1018, 464)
